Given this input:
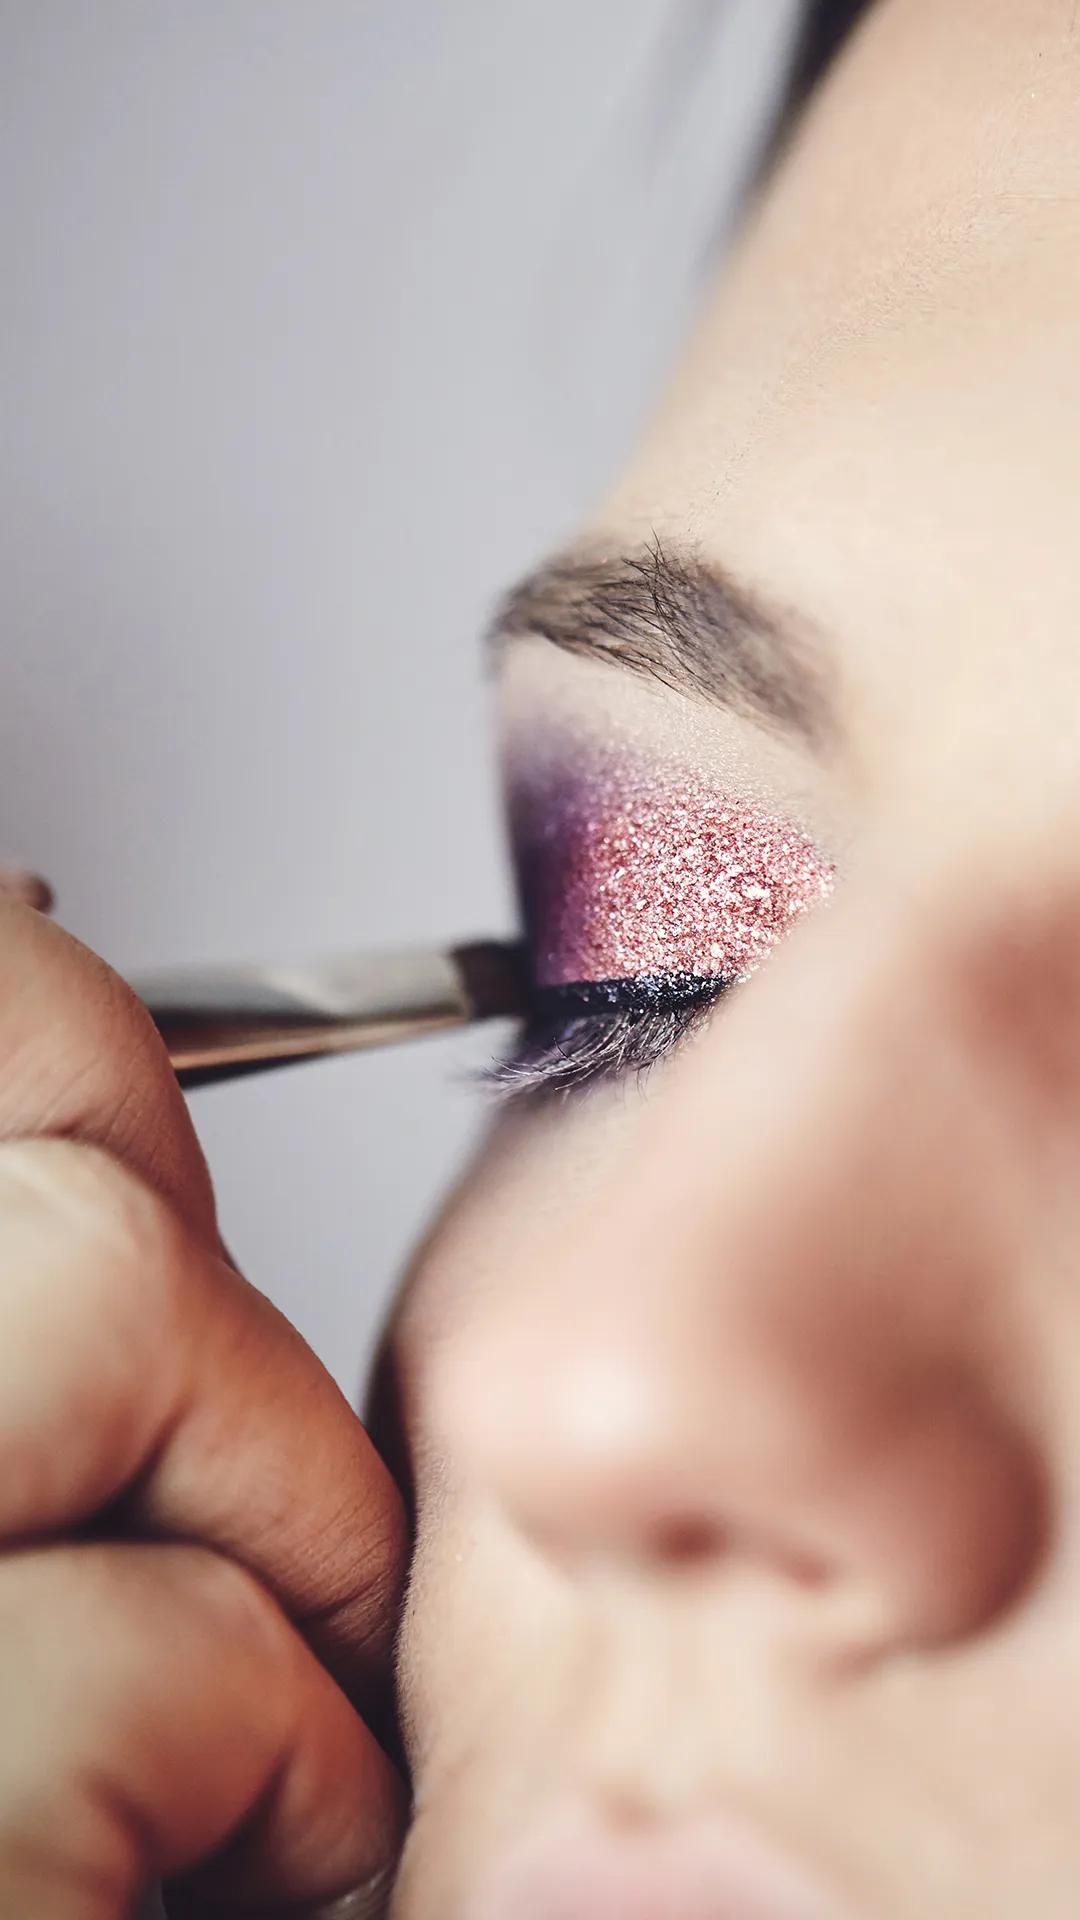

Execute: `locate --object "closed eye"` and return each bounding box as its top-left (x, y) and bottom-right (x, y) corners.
top-left (486, 971), bottom-right (730, 1097)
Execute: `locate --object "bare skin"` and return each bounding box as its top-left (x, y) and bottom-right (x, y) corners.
top-left (382, 3), bottom-right (1080, 1916)
top-left (8, 3), bottom-right (1080, 1915)
top-left (0, 879), bottom-right (408, 1916)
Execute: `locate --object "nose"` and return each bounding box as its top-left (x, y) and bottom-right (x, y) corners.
top-left (439, 878), bottom-right (1048, 1651)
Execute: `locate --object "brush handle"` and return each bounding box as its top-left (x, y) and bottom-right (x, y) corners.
top-left (131, 941), bottom-right (521, 1090)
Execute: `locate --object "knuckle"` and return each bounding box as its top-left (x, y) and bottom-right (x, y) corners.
top-left (295, 1482), bottom-right (410, 1680)
top-left (171, 1543), bottom-right (286, 1651)
top-left (0, 1542), bottom-right (292, 1896)
top-left (0, 1542), bottom-right (289, 1707)
top-left (358, 1487), bottom-right (411, 1619)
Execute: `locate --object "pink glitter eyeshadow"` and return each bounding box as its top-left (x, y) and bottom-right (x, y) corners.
top-left (512, 751), bottom-right (834, 988)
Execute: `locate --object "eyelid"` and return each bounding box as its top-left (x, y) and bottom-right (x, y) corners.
top-left (511, 756), bottom-right (835, 1001)
top-left (501, 756), bottom-right (836, 1099)
top-left (487, 973), bottom-right (728, 1099)
top-left (532, 972), bottom-right (725, 1019)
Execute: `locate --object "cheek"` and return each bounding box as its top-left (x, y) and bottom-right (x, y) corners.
top-left (392, 1332), bottom-right (585, 1810)
top-left (388, 1105), bottom-right (641, 1777)
top-left (396, 1466), bottom-right (582, 1785)
top-left (392, 1094), bottom-right (653, 1356)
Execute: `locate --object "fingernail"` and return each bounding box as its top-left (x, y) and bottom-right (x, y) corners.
top-left (0, 863), bottom-right (54, 912)
top-left (292, 1871), bottom-right (396, 1920)
top-left (162, 1864), bottom-right (396, 1920)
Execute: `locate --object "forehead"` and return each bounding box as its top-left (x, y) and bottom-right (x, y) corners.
top-left (591, 12), bottom-right (1080, 768)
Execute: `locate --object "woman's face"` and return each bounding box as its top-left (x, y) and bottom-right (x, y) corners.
top-left (382, 3), bottom-right (1080, 1914)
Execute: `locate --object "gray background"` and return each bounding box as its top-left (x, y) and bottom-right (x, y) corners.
top-left (0, 0), bottom-right (801, 1394)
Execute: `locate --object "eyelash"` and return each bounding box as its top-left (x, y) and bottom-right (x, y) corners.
top-left (486, 972), bottom-right (730, 1097)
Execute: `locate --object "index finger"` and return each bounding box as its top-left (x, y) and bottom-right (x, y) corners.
top-left (0, 1136), bottom-right (407, 1712)
top-left (0, 895), bottom-right (217, 1236)
top-left (0, 904), bottom-right (406, 1706)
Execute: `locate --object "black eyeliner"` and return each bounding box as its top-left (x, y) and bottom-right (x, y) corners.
top-left (529, 972), bottom-right (729, 1021)
top-left (492, 971), bottom-right (729, 1097)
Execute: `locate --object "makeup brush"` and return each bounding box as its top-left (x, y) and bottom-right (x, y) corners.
top-left (131, 941), bottom-right (526, 1090)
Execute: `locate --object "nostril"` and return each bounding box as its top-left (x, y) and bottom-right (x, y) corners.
top-left (804, 1387), bottom-right (1050, 1652)
top-left (439, 1305), bottom-right (1047, 1649)
top-left (750, 1536), bottom-right (832, 1591)
top-left (646, 1513), bottom-right (830, 1586)
top-left (647, 1514), bottom-right (726, 1565)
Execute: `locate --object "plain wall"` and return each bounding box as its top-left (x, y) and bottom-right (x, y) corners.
top-left (0, 0), bottom-right (802, 1393)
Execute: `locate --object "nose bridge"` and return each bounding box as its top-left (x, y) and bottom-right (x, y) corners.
top-left (528, 873), bottom-right (1012, 1418)
top-left (447, 866), bottom-right (1048, 1646)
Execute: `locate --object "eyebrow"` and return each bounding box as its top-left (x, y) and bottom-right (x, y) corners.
top-left (489, 539), bottom-right (837, 754)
